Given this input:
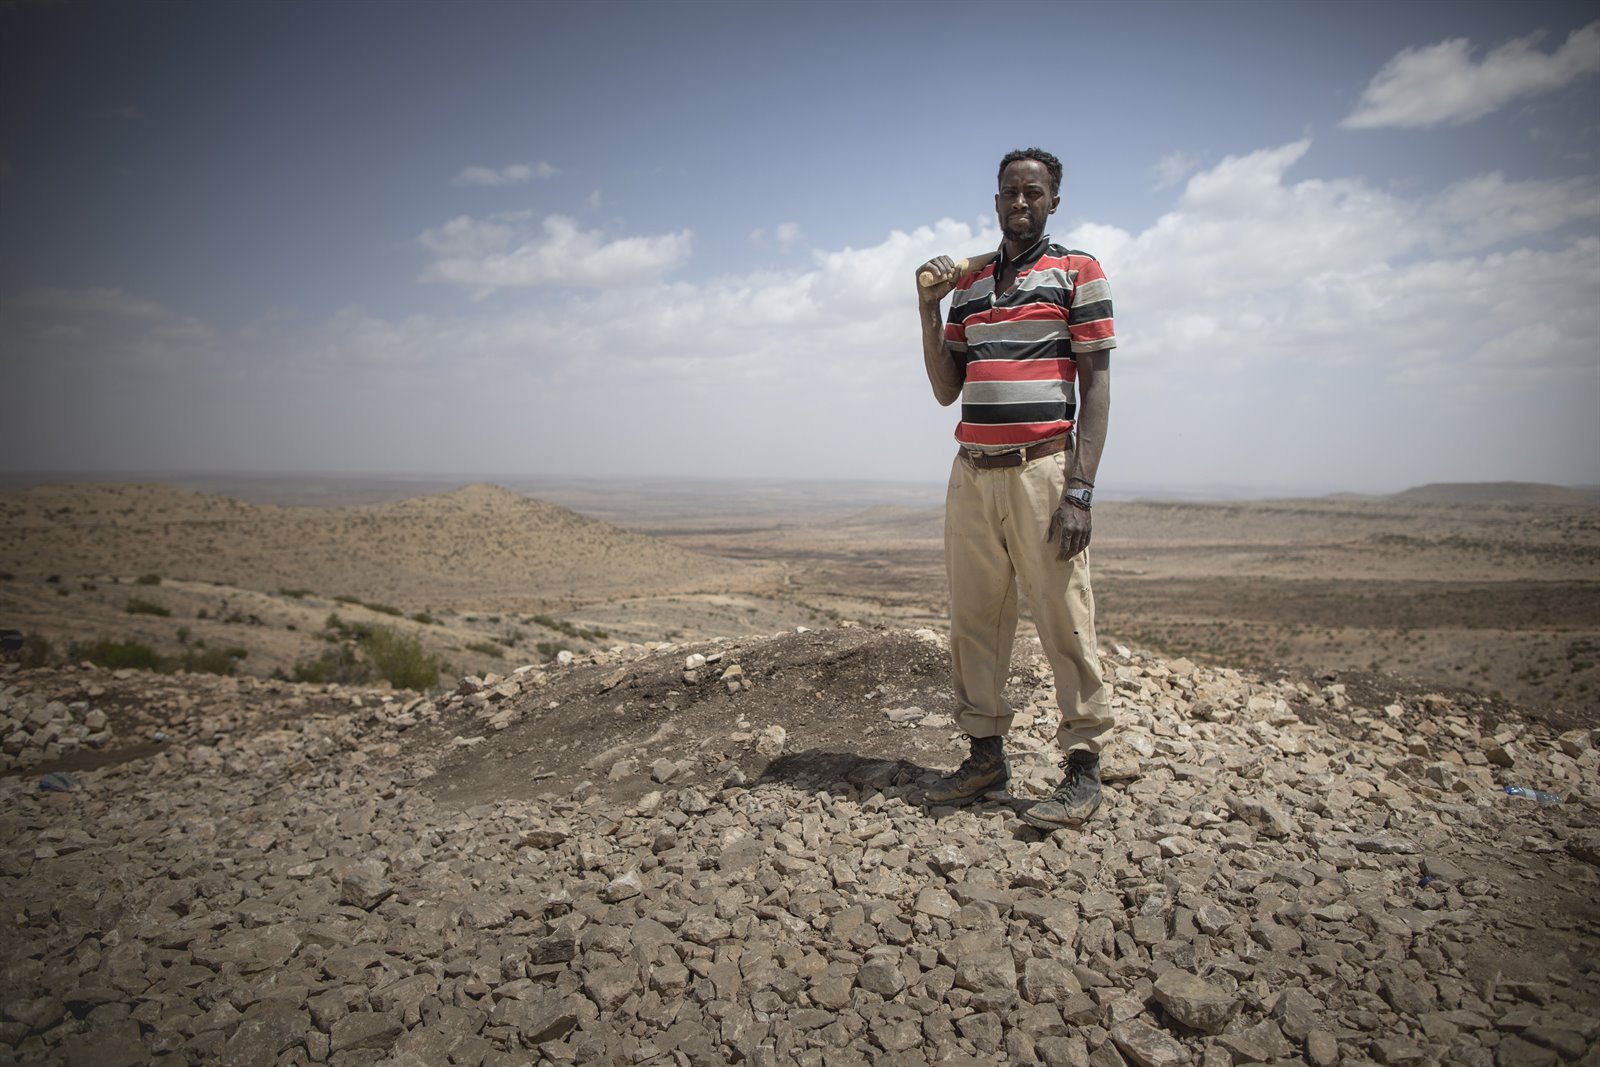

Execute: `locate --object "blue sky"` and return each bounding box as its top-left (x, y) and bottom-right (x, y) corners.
top-left (2, 1), bottom-right (1597, 495)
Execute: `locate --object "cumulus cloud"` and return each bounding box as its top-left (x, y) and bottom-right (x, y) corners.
top-left (417, 212), bottom-right (694, 291)
top-left (1343, 20), bottom-right (1600, 129)
top-left (6, 145), bottom-right (1597, 488)
top-left (449, 161), bottom-right (558, 187)
top-left (1089, 140), bottom-right (1600, 368)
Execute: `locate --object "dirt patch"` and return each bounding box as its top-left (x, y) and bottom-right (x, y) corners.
top-left (410, 627), bottom-right (970, 809)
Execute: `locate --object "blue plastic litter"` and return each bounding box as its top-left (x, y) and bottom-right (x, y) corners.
top-left (38, 772), bottom-right (78, 792)
top-left (1503, 785), bottom-right (1562, 806)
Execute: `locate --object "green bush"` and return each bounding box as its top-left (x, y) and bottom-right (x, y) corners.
top-left (299, 621), bottom-right (439, 690)
top-left (333, 595), bottom-right (362, 606)
top-left (531, 615), bottom-right (605, 642)
top-left (362, 627), bottom-right (440, 690)
top-left (69, 637), bottom-right (251, 677)
top-left (134, 574), bottom-right (161, 586)
top-left (365, 602), bottom-right (402, 617)
top-left (179, 646), bottom-right (248, 676)
top-left (410, 611), bottom-right (436, 626)
top-left (125, 598), bottom-right (171, 617)
top-left (324, 613), bottom-right (374, 640)
top-left (74, 639), bottom-right (165, 671)
top-left (2, 632), bottom-right (57, 668)
top-left (292, 645), bottom-right (373, 685)
top-left (536, 641), bottom-right (570, 659)
top-left (279, 587), bottom-right (315, 599)
top-left (466, 640), bottom-right (505, 659)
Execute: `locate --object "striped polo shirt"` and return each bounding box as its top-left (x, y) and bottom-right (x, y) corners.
top-left (944, 236), bottom-right (1115, 449)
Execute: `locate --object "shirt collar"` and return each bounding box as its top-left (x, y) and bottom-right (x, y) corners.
top-left (998, 234), bottom-right (1050, 273)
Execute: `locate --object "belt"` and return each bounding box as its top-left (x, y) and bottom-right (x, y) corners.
top-left (958, 435), bottom-right (1069, 469)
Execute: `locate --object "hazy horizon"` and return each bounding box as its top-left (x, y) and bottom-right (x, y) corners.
top-left (2, 467), bottom-right (1596, 510)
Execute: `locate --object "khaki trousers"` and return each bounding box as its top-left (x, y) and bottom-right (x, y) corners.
top-left (944, 445), bottom-right (1115, 753)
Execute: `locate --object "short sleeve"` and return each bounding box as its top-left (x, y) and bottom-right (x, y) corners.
top-left (1067, 256), bottom-right (1115, 354)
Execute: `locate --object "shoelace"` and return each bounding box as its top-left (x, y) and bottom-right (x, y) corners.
top-left (958, 751), bottom-right (991, 774)
top-left (1052, 761), bottom-right (1085, 799)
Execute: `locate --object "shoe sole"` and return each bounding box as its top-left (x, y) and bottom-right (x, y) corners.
top-left (925, 777), bottom-right (1009, 807)
top-left (1019, 798), bottom-right (1100, 831)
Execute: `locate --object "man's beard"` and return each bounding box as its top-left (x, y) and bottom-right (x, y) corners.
top-left (1004, 217), bottom-right (1041, 242)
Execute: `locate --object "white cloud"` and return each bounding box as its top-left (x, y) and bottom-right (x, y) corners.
top-left (418, 212), bottom-right (694, 291)
top-left (6, 146), bottom-right (1597, 489)
top-left (584, 189), bottom-right (603, 211)
top-left (1095, 140), bottom-right (1600, 361)
top-left (1152, 151), bottom-right (1197, 189)
top-left (1343, 20), bottom-right (1600, 129)
top-left (1074, 140), bottom-right (1600, 487)
top-left (449, 161), bottom-right (559, 187)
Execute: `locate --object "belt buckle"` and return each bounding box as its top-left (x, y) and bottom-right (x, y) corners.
top-left (968, 446), bottom-right (1026, 468)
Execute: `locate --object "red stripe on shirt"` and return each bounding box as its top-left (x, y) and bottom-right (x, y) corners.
top-left (1069, 319), bottom-right (1115, 345)
top-left (961, 304), bottom-right (1067, 329)
top-left (963, 358), bottom-right (1076, 382)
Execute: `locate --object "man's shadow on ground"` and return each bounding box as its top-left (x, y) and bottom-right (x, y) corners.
top-left (756, 748), bottom-right (1048, 836)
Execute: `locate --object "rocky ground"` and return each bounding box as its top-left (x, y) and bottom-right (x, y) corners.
top-left (1, 626), bottom-right (1597, 1067)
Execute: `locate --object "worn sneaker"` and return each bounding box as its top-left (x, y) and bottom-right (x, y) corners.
top-left (1022, 750), bottom-right (1102, 829)
top-left (925, 734), bottom-right (1008, 806)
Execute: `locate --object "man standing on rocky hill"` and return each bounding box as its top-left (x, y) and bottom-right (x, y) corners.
top-left (915, 147), bottom-right (1117, 829)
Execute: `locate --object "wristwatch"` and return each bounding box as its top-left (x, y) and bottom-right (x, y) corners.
top-left (1065, 487), bottom-right (1093, 509)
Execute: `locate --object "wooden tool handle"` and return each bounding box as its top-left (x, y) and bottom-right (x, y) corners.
top-left (918, 250), bottom-right (998, 289)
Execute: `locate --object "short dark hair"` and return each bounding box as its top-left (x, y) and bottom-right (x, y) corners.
top-left (998, 148), bottom-right (1062, 195)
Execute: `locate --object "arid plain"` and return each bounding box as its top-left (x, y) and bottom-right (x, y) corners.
top-left (3, 475), bottom-right (1600, 1067)
top-left (1, 475), bottom-right (1595, 724)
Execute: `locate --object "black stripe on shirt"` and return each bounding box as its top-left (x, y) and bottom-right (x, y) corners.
top-left (959, 400), bottom-right (1074, 426)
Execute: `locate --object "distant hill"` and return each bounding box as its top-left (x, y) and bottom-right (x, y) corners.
top-left (0, 482), bottom-right (747, 609)
top-left (1390, 482), bottom-right (1600, 506)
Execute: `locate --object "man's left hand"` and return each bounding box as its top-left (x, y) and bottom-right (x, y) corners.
top-left (1046, 498), bottom-right (1091, 560)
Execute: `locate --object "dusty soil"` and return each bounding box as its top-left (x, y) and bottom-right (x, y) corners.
top-left (1, 477), bottom-right (1596, 723)
top-left (610, 490), bottom-right (1600, 721)
top-left (1, 462), bottom-right (1597, 1067)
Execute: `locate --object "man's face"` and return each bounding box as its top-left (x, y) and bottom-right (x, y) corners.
top-left (995, 159), bottom-right (1059, 246)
